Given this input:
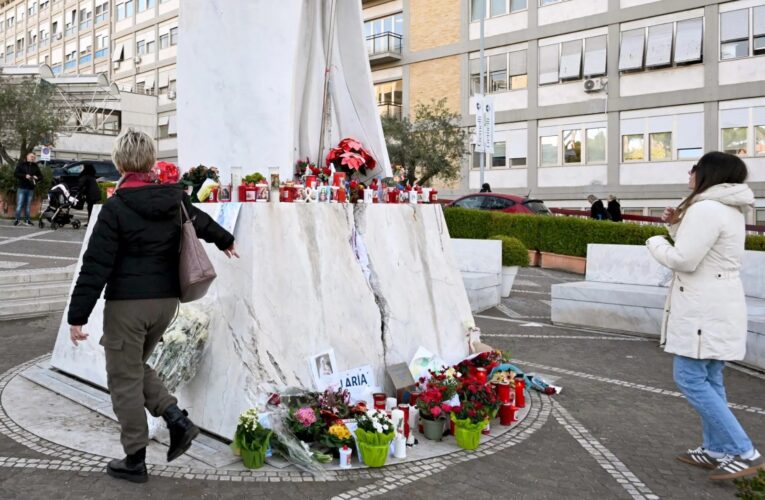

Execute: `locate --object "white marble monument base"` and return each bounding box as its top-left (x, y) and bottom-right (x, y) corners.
top-left (451, 239), bottom-right (502, 313)
top-left (49, 203), bottom-right (473, 439)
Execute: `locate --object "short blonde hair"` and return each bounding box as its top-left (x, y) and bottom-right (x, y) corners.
top-left (112, 129), bottom-right (156, 173)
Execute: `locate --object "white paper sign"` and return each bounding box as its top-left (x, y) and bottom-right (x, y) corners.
top-left (308, 349), bottom-right (339, 391)
top-left (483, 96), bottom-right (495, 154)
top-left (337, 364), bottom-right (376, 402)
top-left (214, 202), bottom-right (242, 235)
top-left (474, 94), bottom-right (485, 153)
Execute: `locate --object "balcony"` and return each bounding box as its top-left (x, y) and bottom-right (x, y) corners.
top-left (377, 102), bottom-right (402, 119)
top-left (51, 63), bottom-right (62, 74)
top-left (64, 59), bottom-right (76, 70)
top-left (366, 32), bottom-right (402, 65)
top-left (95, 47), bottom-right (109, 58)
top-left (27, 43), bottom-right (36, 54)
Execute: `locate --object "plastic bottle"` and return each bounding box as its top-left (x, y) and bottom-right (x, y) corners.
top-left (339, 445), bottom-right (352, 469)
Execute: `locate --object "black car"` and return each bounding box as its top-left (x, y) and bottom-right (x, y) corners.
top-left (52, 160), bottom-right (120, 195)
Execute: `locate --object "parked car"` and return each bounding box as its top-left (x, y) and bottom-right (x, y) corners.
top-left (52, 160), bottom-right (120, 195)
top-left (447, 193), bottom-right (551, 215)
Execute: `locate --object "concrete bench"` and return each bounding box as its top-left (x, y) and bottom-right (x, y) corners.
top-left (451, 239), bottom-right (502, 314)
top-left (551, 244), bottom-right (765, 371)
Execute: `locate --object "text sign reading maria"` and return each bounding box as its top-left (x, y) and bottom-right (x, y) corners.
top-left (337, 365), bottom-right (375, 391)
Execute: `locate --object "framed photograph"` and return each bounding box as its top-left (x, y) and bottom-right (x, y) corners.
top-left (318, 186), bottom-right (331, 203)
top-left (308, 349), bottom-right (338, 390)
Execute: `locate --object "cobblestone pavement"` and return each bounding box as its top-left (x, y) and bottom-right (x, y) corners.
top-left (1, 267), bottom-right (763, 499)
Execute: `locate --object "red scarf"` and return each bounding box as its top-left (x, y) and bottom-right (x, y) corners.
top-left (117, 172), bottom-right (159, 189)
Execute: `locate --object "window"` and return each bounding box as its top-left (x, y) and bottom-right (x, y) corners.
top-left (491, 0), bottom-right (506, 17)
top-left (622, 134), bottom-right (644, 161)
top-left (562, 129), bottom-right (581, 163)
top-left (95, 2), bottom-right (108, 23)
top-left (540, 136), bottom-right (559, 165)
top-left (374, 80), bottom-right (402, 118)
top-left (756, 125), bottom-right (765, 155)
top-left (489, 54), bottom-right (507, 92)
top-left (755, 6), bottom-right (765, 55)
top-left (645, 23), bottom-right (673, 67)
top-left (453, 195), bottom-right (485, 209)
top-left (492, 142), bottom-right (506, 167)
top-left (675, 18), bottom-right (703, 63)
top-left (559, 40), bottom-right (582, 80)
top-left (170, 27), bottom-right (178, 45)
top-left (146, 40), bottom-right (155, 53)
top-left (52, 21), bottom-right (58, 34)
top-left (126, 0), bottom-right (134, 17)
top-left (649, 132), bottom-right (672, 160)
top-left (136, 40), bottom-right (145, 54)
top-left (619, 29), bottom-right (645, 71)
top-left (509, 50), bottom-right (527, 89)
top-left (484, 197), bottom-right (513, 210)
top-left (586, 128), bottom-right (606, 163)
top-left (159, 33), bottom-right (169, 49)
top-left (539, 44), bottom-right (559, 85)
top-left (116, 3), bottom-right (125, 20)
top-left (721, 9), bottom-right (749, 60)
top-left (678, 148), bottom-right (703, 159)
top-left (584, 35), bottom-right (607, 77)
top-left (470, 0), bottom-right (485, 21)
top-left (138, 0), bottom-right (147, 12)
top-left (722, 127), bottom-right (748, 156)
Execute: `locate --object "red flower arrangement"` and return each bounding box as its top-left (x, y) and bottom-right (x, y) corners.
top-left (416, 387), bottom-right (451, 420)
top-left (294, 157), bottom-right (315, 181)
top-left (455, 375), bottom-right (500, 421)
top-left (153, 161), bottom-right (180, 184)
top-left (309, 164), bottom-right (332, 184)
top-left (326, 137), bottom-right (376, 177)
top-left (455, 350), bottom-right (509, 377)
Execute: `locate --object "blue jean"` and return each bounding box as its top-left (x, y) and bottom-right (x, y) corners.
top-left (673, 355), bottom-right (753, 455)
top-left (14, 188), bottom-right (34, 221)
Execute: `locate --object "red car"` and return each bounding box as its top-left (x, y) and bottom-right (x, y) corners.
top-left (447, 193), bottom-right (551, 215)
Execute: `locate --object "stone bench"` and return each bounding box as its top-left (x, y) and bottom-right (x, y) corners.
top-left (551, 244), bottom-right (765, 371)
top-left (451, 239), bottom-right (502, 314)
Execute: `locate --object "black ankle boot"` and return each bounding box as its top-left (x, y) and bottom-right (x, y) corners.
top-left (162, 404), bottom-right (200, 462)
top-left (107, 448), bottom-right (148, 483)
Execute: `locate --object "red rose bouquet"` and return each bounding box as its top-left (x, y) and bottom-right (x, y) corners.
top-left (457, 375), bottom-right (500, 421)
top-left (154, 161), bottom-right (180, 184)
top-left (326, 137), bottom-right (376, 177)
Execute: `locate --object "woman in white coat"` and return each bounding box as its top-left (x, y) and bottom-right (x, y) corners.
top-left (646, 152), bottom-right (762, 481)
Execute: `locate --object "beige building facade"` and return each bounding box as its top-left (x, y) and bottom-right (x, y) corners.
top-left (363, 0), bottom-right (765, 224)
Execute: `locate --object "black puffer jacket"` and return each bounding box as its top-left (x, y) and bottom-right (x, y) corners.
top-left (68, 184), bottom-right (234, 325)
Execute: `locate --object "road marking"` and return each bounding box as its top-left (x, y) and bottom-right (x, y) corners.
top-left (497, 303), bottom-right (522, 318)
top-left (0, 230), bottom-right (53, 247)
top-left (553, 402), bottom-right (658, 500)
top-left (475, 314), bottom-right (650, 339)
top-left (0, 251), bottom-right (77, 261)
top-left (514, 359), bottom-right (765, 416)
top-left (513, 289), bottom-right (551, 295)
top-left (520, 322), bottom-right (544, 327)
top-left (512, 279), bottom-right (540, 288)
top-left (0, 261), bottom-right (27, 270)
top-left (483, 333), bottom-right (649, 342)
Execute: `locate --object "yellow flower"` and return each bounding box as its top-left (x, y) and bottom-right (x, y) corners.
top-left (329, 424), bottom-right (351, 440)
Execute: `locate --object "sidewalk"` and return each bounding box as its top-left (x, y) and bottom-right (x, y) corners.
top-left (0, 268), bottom-right (762, 499)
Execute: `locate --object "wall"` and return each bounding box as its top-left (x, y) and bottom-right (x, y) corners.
top-left (409, 55), bottom-right (461, 112)
top-left (409, 0), bottom-right (460, 52)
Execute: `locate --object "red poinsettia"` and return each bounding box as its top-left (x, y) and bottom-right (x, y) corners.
top-left (154, 161), bottom-right (180, 184)
top-left (326, 137), bottom-right (377, 177)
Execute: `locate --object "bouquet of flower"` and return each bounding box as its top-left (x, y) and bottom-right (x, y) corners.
top-left (457, 375), bottom-right (500, 421)
top-left (326, 137), bottom-right (376, 178)
top-left (309, 164), bottom-right (332, 184)
top-left (319, 422), bottom-right (354, 450)
top-left (294, 157), bottom-right (315, 181)
top-left (354, 410), bottom-right (395, 467)
top-left (416, 387), bottom-right (451, 421)
top-left (418, 367), bottom-right (461, 401)
top-left (286, 406), bottom-right (323, 443)
top-left (232, 408), bottom-right (273, 468)
top-left (456, 350), bottom-right (509, 376)
top-left (181, 164), bottom-right (220, 201)
top-left (317, 387), bottom-right (351, 419)
top-left (153, 161), bottom-right (180, 184)
top-left (147, 306), bottom-right (209, 392)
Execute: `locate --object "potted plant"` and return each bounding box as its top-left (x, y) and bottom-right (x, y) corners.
top-left (233, 408), bottom-right (273, 469)
top-left (180, 164), bottom-right (220, 202)
top-left (353, 410), bottom-right (394, 467)
top-left (489, 235), bottom-right (530, 297)
top-left (319, 422), bottom-right (354, 457)
top-left (326, 137), bottom-right (377, 178)
top-left (449, 402), bottom-right (489, 451)
top-left (286, 406), bottom-right (323, 443)
top-left (415, 387), bottom-right (448, 441)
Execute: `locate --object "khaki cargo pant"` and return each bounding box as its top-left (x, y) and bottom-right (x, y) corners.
top-left (101, 298), bottom-right (179, 455)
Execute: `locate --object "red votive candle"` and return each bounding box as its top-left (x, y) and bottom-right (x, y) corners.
top-left (514, 378), bottom-right (526, 408)
top-left (496, 381), bottom-right (511, 403)
top-left (398, 404), bottom-right (410, 438)
top-left (476, 367), bottom-right (488, 384)
top-left (481, 420), bottom-right (491, 435)
top-left (408, 391), bottom-right (420, 407)
top-left (499, 403), bottom-right (517, 426)
top-left (373, 392), bottom-right (387, 410)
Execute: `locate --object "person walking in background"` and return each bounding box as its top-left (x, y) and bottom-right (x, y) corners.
top-left (607, 195), bottom-right (623, 222)
top-left (480, 183), bottom-right (492, 193)
top-left (77, 163), bottom-right (102, 224)
top-left (646, 152), bottom-right (763, 481)
top-left (14, 152), bottom-right (42, 226)
top-left (587, 195), bottom-right (610, 220)
top-left (67, 130), bottom-right (239, 483)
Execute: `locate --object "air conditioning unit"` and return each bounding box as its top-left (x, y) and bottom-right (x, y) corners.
top-left (167, 90), bottom-right (176, 100)
top-left (133, 55), bottom-right (141, 64)
top-left (55, 33), bottom-right (62, 40)
top-left (584, 78), bottom-right (605, 93)
top-left (112, 61), bottom-right (120, 70)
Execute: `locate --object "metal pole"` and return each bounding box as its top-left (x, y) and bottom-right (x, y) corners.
top-left (479, 0), bottom-right (486, 189)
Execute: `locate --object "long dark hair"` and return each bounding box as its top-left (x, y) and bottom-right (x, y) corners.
top-left (672, 151), bottom-right (748, 224)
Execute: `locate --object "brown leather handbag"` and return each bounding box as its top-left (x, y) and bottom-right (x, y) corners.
top-left (179, 202), bottom-right (217, 303)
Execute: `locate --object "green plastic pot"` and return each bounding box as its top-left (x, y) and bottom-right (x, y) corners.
top-left (453, 422), bottom-right (486, 450)
top-left (358, 441), bottom-right (389, 468)
top-left (241, 445), bottom-right (267, 469)
top-left (421, 417), bottom-right (444, 441)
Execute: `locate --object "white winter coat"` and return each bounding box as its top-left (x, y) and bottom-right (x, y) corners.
top-left (646, 184), bottom-right (755, 361)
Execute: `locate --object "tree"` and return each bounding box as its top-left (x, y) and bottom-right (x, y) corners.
top-left (0, 76), bottom-right (68, 165)
top-left (381, 98), bottom-right (467, 186)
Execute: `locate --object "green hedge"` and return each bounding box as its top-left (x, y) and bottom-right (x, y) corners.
top-left (98, 182), bottom-right (116, 204)
top-left (444, 208), bottom-right (764, 257)
top-left (489, 235), bottom-right (529, 267)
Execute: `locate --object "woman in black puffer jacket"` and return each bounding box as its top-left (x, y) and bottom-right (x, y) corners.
top-left (67, 130), bottom-right (238, 483)
top-left (76, 163), bottom-right (102, 222)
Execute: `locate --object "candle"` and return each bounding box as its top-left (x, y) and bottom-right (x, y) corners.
top-left (514, 378), bottom-right (526, 408)
top-left (373, 393), bottom-right (386, 410)
top-left (391, 409), bottom-right (405, 437)
top-left (496, 381), bottom-right (511, 403)
top-left (398, 404), bottom-right (410, 439)
top-left (481, 420), bottom-right (491, 436)
top-left (476, 367), bottom-right (488, 384)
top-left (393, 435), bottom-right (406, 459)
top-left (385, 397), bottom-right (398, 412)
top-left (408, 391), bottom-right (420, 407)
top-left (339, 445), bottom-right (353, 469)
top-left (499, 403), bottom-right (517, 426)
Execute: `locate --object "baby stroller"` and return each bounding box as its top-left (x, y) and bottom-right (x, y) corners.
top-left (39, 183), bottom-right (81, 230)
